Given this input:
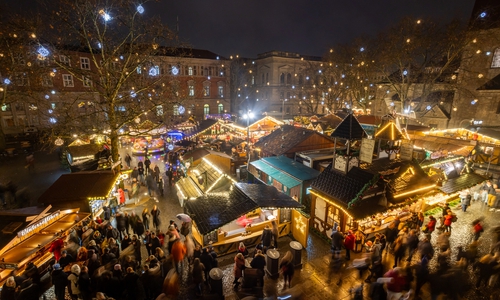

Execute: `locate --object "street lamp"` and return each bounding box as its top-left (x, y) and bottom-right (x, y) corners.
top-left (243, 110), bottom-right (255, 165)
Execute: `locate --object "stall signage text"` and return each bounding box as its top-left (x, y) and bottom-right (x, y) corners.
top-left (17, 211), bottom-right (60, 238)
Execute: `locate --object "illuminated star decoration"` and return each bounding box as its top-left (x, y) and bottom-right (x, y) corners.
top-left (130, 91), bottom-right (137, 98)
top-left (480, 12), bottom-right (486, 18)
top-left (37, 46), bottom-right (49, 57)
top-left (149, 67), bottom-right (158, 76)
top-left (3, 78), bottom-right (11, 85)
top-left (426, 105), bottom-right (431, 110)
top-left (99, 10), bottom-right (111, 21)
top-left (137, 5), bottom-right (145, 14)
top-left (402, 70), bottom-right (408, 76)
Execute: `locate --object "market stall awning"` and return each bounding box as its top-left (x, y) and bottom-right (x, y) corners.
top-left (176, 177), bottom-right (203, 200)
top-left (260, 156), bottom-right (320, 181)
top-left (38, 171), bottom-right (119, 204)
top-left (411, 135), bottom-right (474, 156)
top-left (185, 183), bottom-right (304, 235)
top-left (439, 173), bottom-right (487, 194)
top-left (251, 160), bottom-right (300, 188)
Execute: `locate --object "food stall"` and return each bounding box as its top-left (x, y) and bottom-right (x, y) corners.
top-left (0, 207), bottom-right (90, 288)
top-left (185, 183), bottom-right (304, 255)
top-left (38, 171), bottom-right (122, 217)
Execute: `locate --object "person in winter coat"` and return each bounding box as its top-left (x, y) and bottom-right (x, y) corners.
top-left (237, 242), bottom-right (249, 257)
top-left (78, 266), bottom-right (91, 300)
top-left (151, 205), bottom-right (161, 229)
top-left (147, 231), bottom-right (162, 256)
top-left (123, 267), bottom-right (146, 300)
top-left (343, 230), bottom-right (356, 260)
top-left (473, 219), bottom-right (484, 241)
top-left (144, 157), bottom-right (151, 174)
top-left (233, 253), bottom-right (246, 289)
top-left (393, 236), bottom-right (405, 268)
top-left (135, 219), bottom-right (145, 238)
top-left (279, 251), bottom-right (295, 289)
top-left (191, 258), bottom-right (205, 296)
top-left (49, 238), bottom-right (65, 262)
top-left (251, 249), bottom-right (266, 286)
top-left (1, 276), bottom-right (17, 300)
top-left (68, 264), bottom-right (81, 300)
top-left (59, 250), bottom-right (74, 270)
top-left (385, 222), bottom-right (398, 253)
top-left (200, 248), bottom-right (214, 284)
top-left (444, 212), bottom-right (454, 233)
top-left (121, 235), bottom-right (132, 251)
top-left (405, 229), bottom-right (419, 262)
top-left (261, 225), bottom-right (273, 252)
top-left (460, 189), bottom-right (472, 212)
top-left (51, 264), bottom-right (67, 300)
top-left (331, 227), bottom-right (344, 259)
top-left (131, 234), bottom-right (143, 264)
top-left (426, 216), bottom-right (437, 234)
top-left (16, 279), bottom-right (39, 300)
top-left (171, 239), bottom-right (187, 274)
top-left (142, 208), bottom-right (151, 230)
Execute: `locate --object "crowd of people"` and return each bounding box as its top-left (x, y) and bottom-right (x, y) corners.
top-left (0, 204), bottom-right (210, 300)
top-left (327, 186), bottom-right (500, 300)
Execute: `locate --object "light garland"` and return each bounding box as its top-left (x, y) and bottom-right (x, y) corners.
top-left (393, 184), bottom-right (436, 199)
top-left (310, 189), bottom-right (354, 220)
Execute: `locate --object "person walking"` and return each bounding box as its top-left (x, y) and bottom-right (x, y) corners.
top-left (233, 252), bottom-right (246, 289)
top-left (67, 264), bottom-right (81, 300)
top-left (151, 205), bottom-right (161, 230)
top-left (444, 212), bottom-right (454, 233)
top-left (279, 251), bottom-right (295, 289)
top-left (171, 239), bottom-right (187, 274)
top-left (343, 230), bottom-right (355, 260)
top-left (460, 189), bottom-right (472, 212)
top-left (191, 258), bottom-right (205, 296)
top-left (261, 225), bottom-right (273, 253)
top-left (51, 263), bottom-right (68, 300)
top-left (406, 229), bottom-right (419, 262)
top-left (271, 220), bottom-right (279, 249)
top-left (472, 219), bottom-right (484, 241)
top-left (393, 236), bottom-right (405, 268)
top-left (200, 248), bottom-right (214, 285)
top-left (125, 153), bottom-right (132, 169)
top-left (146, 174), bottom-right (157, 200)
top-left (144, 157), bottom-right (151, 175)
top-left (138, 164), bottom-right (145, 185)
top-left (153, 164), bottom-right (160, 182)
top-left (330, 226), bottom-right (344, 259)
top-left (426, 216), bottom-right (437, 234)
top-left (142, 208), bottom-right (151, 231)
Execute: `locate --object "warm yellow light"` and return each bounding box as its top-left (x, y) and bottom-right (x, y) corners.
top-left (310, 190), bottom-right (354, 220)
top-left (393, 184), bottom-right (436, 199)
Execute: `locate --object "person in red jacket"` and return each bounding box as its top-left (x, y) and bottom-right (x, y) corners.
top-left (383, 267), bottom-right (408, 300)
top-left (472, 219), bottom-right (484, 241)
top-left (427, 216), bottom-right (437, 234)
top-left (343, 230), bottom-right (356, 260)
top-left (444, 212), bottom-right (453, 233)
top-left (49, 238), bottom-right (65, 262)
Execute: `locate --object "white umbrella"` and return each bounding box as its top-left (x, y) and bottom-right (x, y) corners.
top-left (176, 213), bottom-right (192, 222)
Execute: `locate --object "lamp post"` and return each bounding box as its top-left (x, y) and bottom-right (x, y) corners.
top-left (243, 110), bottom-right (254, 166)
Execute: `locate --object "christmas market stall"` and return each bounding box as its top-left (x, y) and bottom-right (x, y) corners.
top-left (248, 155), bottom-right (319, 203)
top-left (309, 114), bottom-right (435, 242)
top-left (0, 206), bottom-right (90, 289)
top-left (66, 139), bottom-right (101, 172)
top-left (185, 183), bottom-right (304, 255)
top-left (38, 171), bottom-right (122, 217)
top-left (176, 157), bottom-right (235, 207)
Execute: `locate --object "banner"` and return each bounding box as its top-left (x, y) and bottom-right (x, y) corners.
top-left (360, 138), bottom-right (376, 163)
top-left (400, 140), bottom-right (414, 161)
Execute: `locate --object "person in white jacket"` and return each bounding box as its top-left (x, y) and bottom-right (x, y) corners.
top-left (67, 264), bottom-right (81, 300)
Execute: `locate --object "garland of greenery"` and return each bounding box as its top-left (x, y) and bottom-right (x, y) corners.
top-left (347, 173), bottom-right (381, 208)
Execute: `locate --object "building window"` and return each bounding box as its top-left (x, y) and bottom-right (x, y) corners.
top-left (3, 117), bottom-right (15, 128)
top-left (17, 117), bottom-right (25, 127)
top-left (203, 85), bottom-right (210, 97)
top-left (218, 103), bottom-right (224, 114)
top-left (80, 57), bottom-right (90, 70)
top-left (14, 53), bottom-right (25, 65)
top-left (155, 105), bottom-right (163, 116)
top-left (15, 103), bottom-right (24, 111)
top-left (287, 73), bottom-right (292, 85)
top-left (492, 48), bottom-right (500, 68)
top-left (82, 76), bottom-right (92, 87)
top-left (219, 67), bottom-right (225, 76)
top-left (280, 91), bottom-right (284, 100)
top-left (41, 74), bottom-right (53, 87)
top-left (188, 66), bottom-right (193, 76)
top-left (251, 76), bottom-right (255, 85)
top-left (59, 55), bottom-right (70, 66)
top-left (218, 84), bottom-right (224, 97)
top-left (280, 73), bottom-right (285, 85)
top-left (188, 82), bottom-right (195, 96)
top-left (298, 74), bottom-right (304, 85)
top-left (266, 73), bottom-right (269, 83)
top-left (204, 104), bottom-right (210, 116)
top-left (51, 103), bottom-right (56, 110)
top-left (1, 103), bottom-right (11, 111)
top-left (261, 74), bottom-right (265, 85)
top-left (193, 66), bottom-right (197, 76)
top-left (37, 57), bottom-right (50, 67)
top-left (63, 74), bottom-right (74, 87)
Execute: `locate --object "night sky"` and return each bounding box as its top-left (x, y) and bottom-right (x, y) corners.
top-left (4, 0), bottom-right (476, 58)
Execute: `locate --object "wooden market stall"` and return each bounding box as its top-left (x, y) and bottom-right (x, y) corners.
top-left (38, 171), bottom-right (122, 217)
top-left (0, 207), bottom-right (90, 288)
top-left (185, 183), bottom-right (304, 255)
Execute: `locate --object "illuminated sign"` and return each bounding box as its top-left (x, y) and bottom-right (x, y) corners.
top-left (17, 211), bottom-right (60, 238)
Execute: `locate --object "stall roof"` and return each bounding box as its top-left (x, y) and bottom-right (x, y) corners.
top-left (331, 113), bottom-right (367, 140)
top-left (439, 173), bottom-right (487, 194)
top-left (38, 171), bottom-right (119, 204)
top-left (182, 148), bottom-right (232, 163)
top-left (411, 135), bottom-right (475, 156)
top-left (260, 156), bottom-right (320, 181)
top-left (251, 160), bottom-right (301, 188)
top-left (186, 183), bottom-right (304, 235)
top-left (176, 177), bottom-right (202, 200)
top-left (68, 143), bottom-right (100, 159)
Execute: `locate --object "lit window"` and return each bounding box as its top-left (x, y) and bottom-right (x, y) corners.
top-left (156, 105), bottom-right (163, 116)
top-left (63, 74), bottom-right (74, 87)
top-left (188, 83), bottom-right (195, 96)
top-left (41, 74), bottom-right (53, 87)
top-left (188, 66), bottom-right (193, 76)
top-left (218, 103), bottom-right (224, 114)
top-left (203, 83), bottom-right (210, 97)
top-left (80, 57), bottom-right (90, 70)
top-left (491, 48), bottom-right (500, 68)
top-left (218, 85), bottom-right (224, 97)
top-left (173, 104), bottom-right (179, 116)
top-left (204, 104), bottom-right (209, 116)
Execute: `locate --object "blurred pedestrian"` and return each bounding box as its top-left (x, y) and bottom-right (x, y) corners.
top-left (472, 219), bottom-right (484, 241)
top-left (142, 208), bottom-right (151, 231)
top-left (171, 239), bottom-right (187, 274)
top-left (279, 250), bottom-right (295, 289)
top-left (271, 220), bottom-right (279, 249)
top-left (344, 230), bottom-right (355, 260)
top-left (144, 157), bottom-right (151, 175)
top-left (233, 252), bottom-right (246, 289)
top-left (191, 258), bottom-right (205, 296)
top-left (125, 153), bottom-right (132, 169)
top-left (51, 264), bottom-right (67, 300)
top-left (151, 205), bottom-right (161, 229)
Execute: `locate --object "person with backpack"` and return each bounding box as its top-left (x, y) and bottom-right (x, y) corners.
top-left (67, 264), bottom-right (81, 300)
top-left (51, 263), bottom-right (68, 300)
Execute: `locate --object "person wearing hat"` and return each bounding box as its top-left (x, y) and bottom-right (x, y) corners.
top-left (343, 230), bottom-right (356, 260)
top-left (59, 250), bottom-right (73, 270)
top-left (68, 264), bottom-right (81, 300)
top-left (51, 264), bottom-right (67, 300)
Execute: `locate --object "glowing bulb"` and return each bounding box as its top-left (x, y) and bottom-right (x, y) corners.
top-left (360, 47), bottom-right (365, 52)
top-left (3, 78), bottom-right (11, 85)
top-left (45, 95), bottom-right (49, 99)
top-left (480, 12), bottom-right (486, 18)
top-left (37, 46), bottom-right (49, 57)
top-left (402, 70), bottom-right (408, 76)
top-left (426, 105), bottom-right (431, 110)
top-left (478, 74), bottom-right (484, 78)
top-left (137, 5), bottom-right (144, 14)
